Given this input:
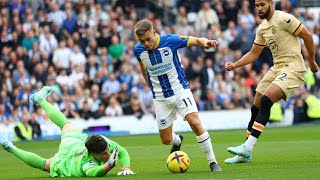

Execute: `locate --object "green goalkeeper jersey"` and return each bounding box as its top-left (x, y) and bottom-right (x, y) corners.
top-left (50, 131), bottom-right (130, 177)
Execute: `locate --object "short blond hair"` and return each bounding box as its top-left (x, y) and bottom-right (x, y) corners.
top-left (134, 20), bottom-right (153, 37)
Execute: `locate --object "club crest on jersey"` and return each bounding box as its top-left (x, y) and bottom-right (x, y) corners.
top-left (160, 119), bottom-right (167, 125)
top-left (163, 49), bottom-right (170, 56)
top-left (179, 35), bottom-right (188, 40)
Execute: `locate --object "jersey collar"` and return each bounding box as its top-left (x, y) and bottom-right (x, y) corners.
top-left (153, 34), bottom-right (160, 49)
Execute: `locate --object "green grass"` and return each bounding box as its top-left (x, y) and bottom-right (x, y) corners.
top-left (1, 125), bottom-right (320, 180)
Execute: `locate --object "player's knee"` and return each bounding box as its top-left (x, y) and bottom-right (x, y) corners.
top-left (260, 95), bottom-right (273, 115)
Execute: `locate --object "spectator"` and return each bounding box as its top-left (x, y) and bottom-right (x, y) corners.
top-left (92, 103), bottom-right (106, 119)
top-left (14, 111), bottom-right (32, 142)
top-left (39, 25), bottom-right (58, 53)
top-left (60, 96), bottom-right (80, 119)
top-left (52, 39), bottom-right (71, 69)
top-left (105, 96), bottom-right (123, 117)
top-left (78, 100), bottom-right (93, 120)
top-left (21, 30), bottom-right (39, 51)
top-left (62, 8), bottom-right (77, 36)
top-left (108, 34), bottom-right (124, 71)
top-left (48, 3), bottom-right (66, 26)
top-left (29, 112), bottom-right (42, 139)
top-left (195, 1), bottom-right (219, 35)
top-left (70, 44), bottom-right (86, 69)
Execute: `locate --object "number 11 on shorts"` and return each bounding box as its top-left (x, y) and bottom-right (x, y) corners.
top-left (182, 98), bottom-right (193, 107)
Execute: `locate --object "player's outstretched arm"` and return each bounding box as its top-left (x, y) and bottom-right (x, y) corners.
top-left (116, 144), bottom-right (135, 175)
top-left (187, 36), bottom-right (218, 48)
top-left (225, 44), bottom-right (264, 71)
top-left (297, 26), bottom-right (319, 73)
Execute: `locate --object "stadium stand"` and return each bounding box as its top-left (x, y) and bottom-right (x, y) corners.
top-left (0, 0), bottom-right (319, 140)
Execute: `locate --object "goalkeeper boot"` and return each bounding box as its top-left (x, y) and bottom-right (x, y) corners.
top-left (209, 162), bottom-right (222, 172)
top-left (0, 138), bottom-right (15, 152)
top-left (31, 86), bottom-right (53, 104)
top-left (170, 134), bottom-right (183, 154)
top-left (227, 144), bottom-right (252, 158)
top-left (224, 155), bottom-right (252, 164)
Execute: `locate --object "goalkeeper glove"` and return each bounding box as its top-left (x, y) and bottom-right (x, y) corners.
top-left (117, 167), bottom-right (135, 175)
top-left (104, 146), bottom-right (118, 171)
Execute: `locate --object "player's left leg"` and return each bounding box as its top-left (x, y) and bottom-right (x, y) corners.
top-left (185, 112), bottom-right (222, 172)
top-left (154, 99), bottom-right (182, 153)
top-left (225, 93), bottom-right (261, 164)
top-left (228, 83), bottom-right (285, 157)
top-left (159, 125), bottom-right (183, 153)
top-left (0, 138), bottom-right (47, 171)
top-left (31, 86), bottom-right (79, 135)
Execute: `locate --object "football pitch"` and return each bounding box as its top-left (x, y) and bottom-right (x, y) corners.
top-left (0, 125), bottom-right (319, 180)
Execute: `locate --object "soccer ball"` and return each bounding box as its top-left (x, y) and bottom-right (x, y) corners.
top-left (166, 151), bottom-right (190, 173)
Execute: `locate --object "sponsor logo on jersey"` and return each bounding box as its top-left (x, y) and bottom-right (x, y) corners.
top-left (87, 161), bottom-right (95, 167)
top-left (149, 63), bottom-right (173, 74)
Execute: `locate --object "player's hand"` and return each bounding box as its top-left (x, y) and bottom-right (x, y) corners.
top-left (310, 61), bottom-right (319, 73)
top-left (106, 146), bottom-right (118, 170)
top-left (204, 40), bottom-right (218, 49)
top-left (225, 62), bottom-right (236, 71)
top-left (117, 169), bottom-right (135, 175)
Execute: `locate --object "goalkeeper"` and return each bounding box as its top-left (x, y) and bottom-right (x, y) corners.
top-left (0, 86), bottom-right (135, 177)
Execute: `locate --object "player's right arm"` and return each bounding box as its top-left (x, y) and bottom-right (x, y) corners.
top-left (139, 62), bottom-right (150, 87)
top-left (225, 44), bottom-right (264, 71)
top-left (225, 25), bottom-right (265, 71)
top-left (83, 164), bottom-right (109, 177)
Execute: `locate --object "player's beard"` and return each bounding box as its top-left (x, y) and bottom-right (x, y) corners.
top-left (259, 5), bottom-right (271, 19)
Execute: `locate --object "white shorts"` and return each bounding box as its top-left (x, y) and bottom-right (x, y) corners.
top-left (154, 89), bottom-right (198, 130)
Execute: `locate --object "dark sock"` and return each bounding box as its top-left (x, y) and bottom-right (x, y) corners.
top-left (246, 105), bottom-right (259, 139)
top-left (251, 96), bottom-right (273, 138)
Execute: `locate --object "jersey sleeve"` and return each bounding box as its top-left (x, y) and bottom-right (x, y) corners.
top-left (82, 161), bottom-right (108, 177)
top-left (253, 26), bottom-right (266, 47)
top-left (102, 136), bottom-right (131, 168)
top-left (170, 34), bottom-right (190, 50)
top-left (134, 45), bottom-right (142, 62)
top-left (279, 12), bottom-right (303, 36)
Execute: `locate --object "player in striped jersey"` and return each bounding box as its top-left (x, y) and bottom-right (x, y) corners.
top-left (224, 0), bottom-right (319, 164)
top-left (134, 19), bottom-right (222, 172)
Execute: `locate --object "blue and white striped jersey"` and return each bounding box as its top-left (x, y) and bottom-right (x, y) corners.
top-left (134, 34), bottom-right (190, 99)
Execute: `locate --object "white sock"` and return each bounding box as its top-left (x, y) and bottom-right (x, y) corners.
top-left (169, 132), bottom-right (181, 146)
top-left (244, 135), bottom-right (257, 151)
top-left (196, 131), bottom-right (217, 164)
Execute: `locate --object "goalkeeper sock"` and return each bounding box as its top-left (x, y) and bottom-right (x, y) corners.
top-left (11, 147), bottom-right (46, 170)
top-left (169, 132), bottom-right (181, 146)
top-left (196, 131), bottom-right (217, 164)
top-left (38, 98), bottom-right (69, 129)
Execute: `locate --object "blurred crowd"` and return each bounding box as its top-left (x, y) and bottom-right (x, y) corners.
top-left (0, 0), bottom-right (320, 137)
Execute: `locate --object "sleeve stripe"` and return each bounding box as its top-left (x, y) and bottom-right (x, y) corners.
top-left (186, 36), bottom-right (192, 47)
top-left (293, 22), bottom-right (302, 35)
top-left (253, 42), bottom-right (265, 47)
